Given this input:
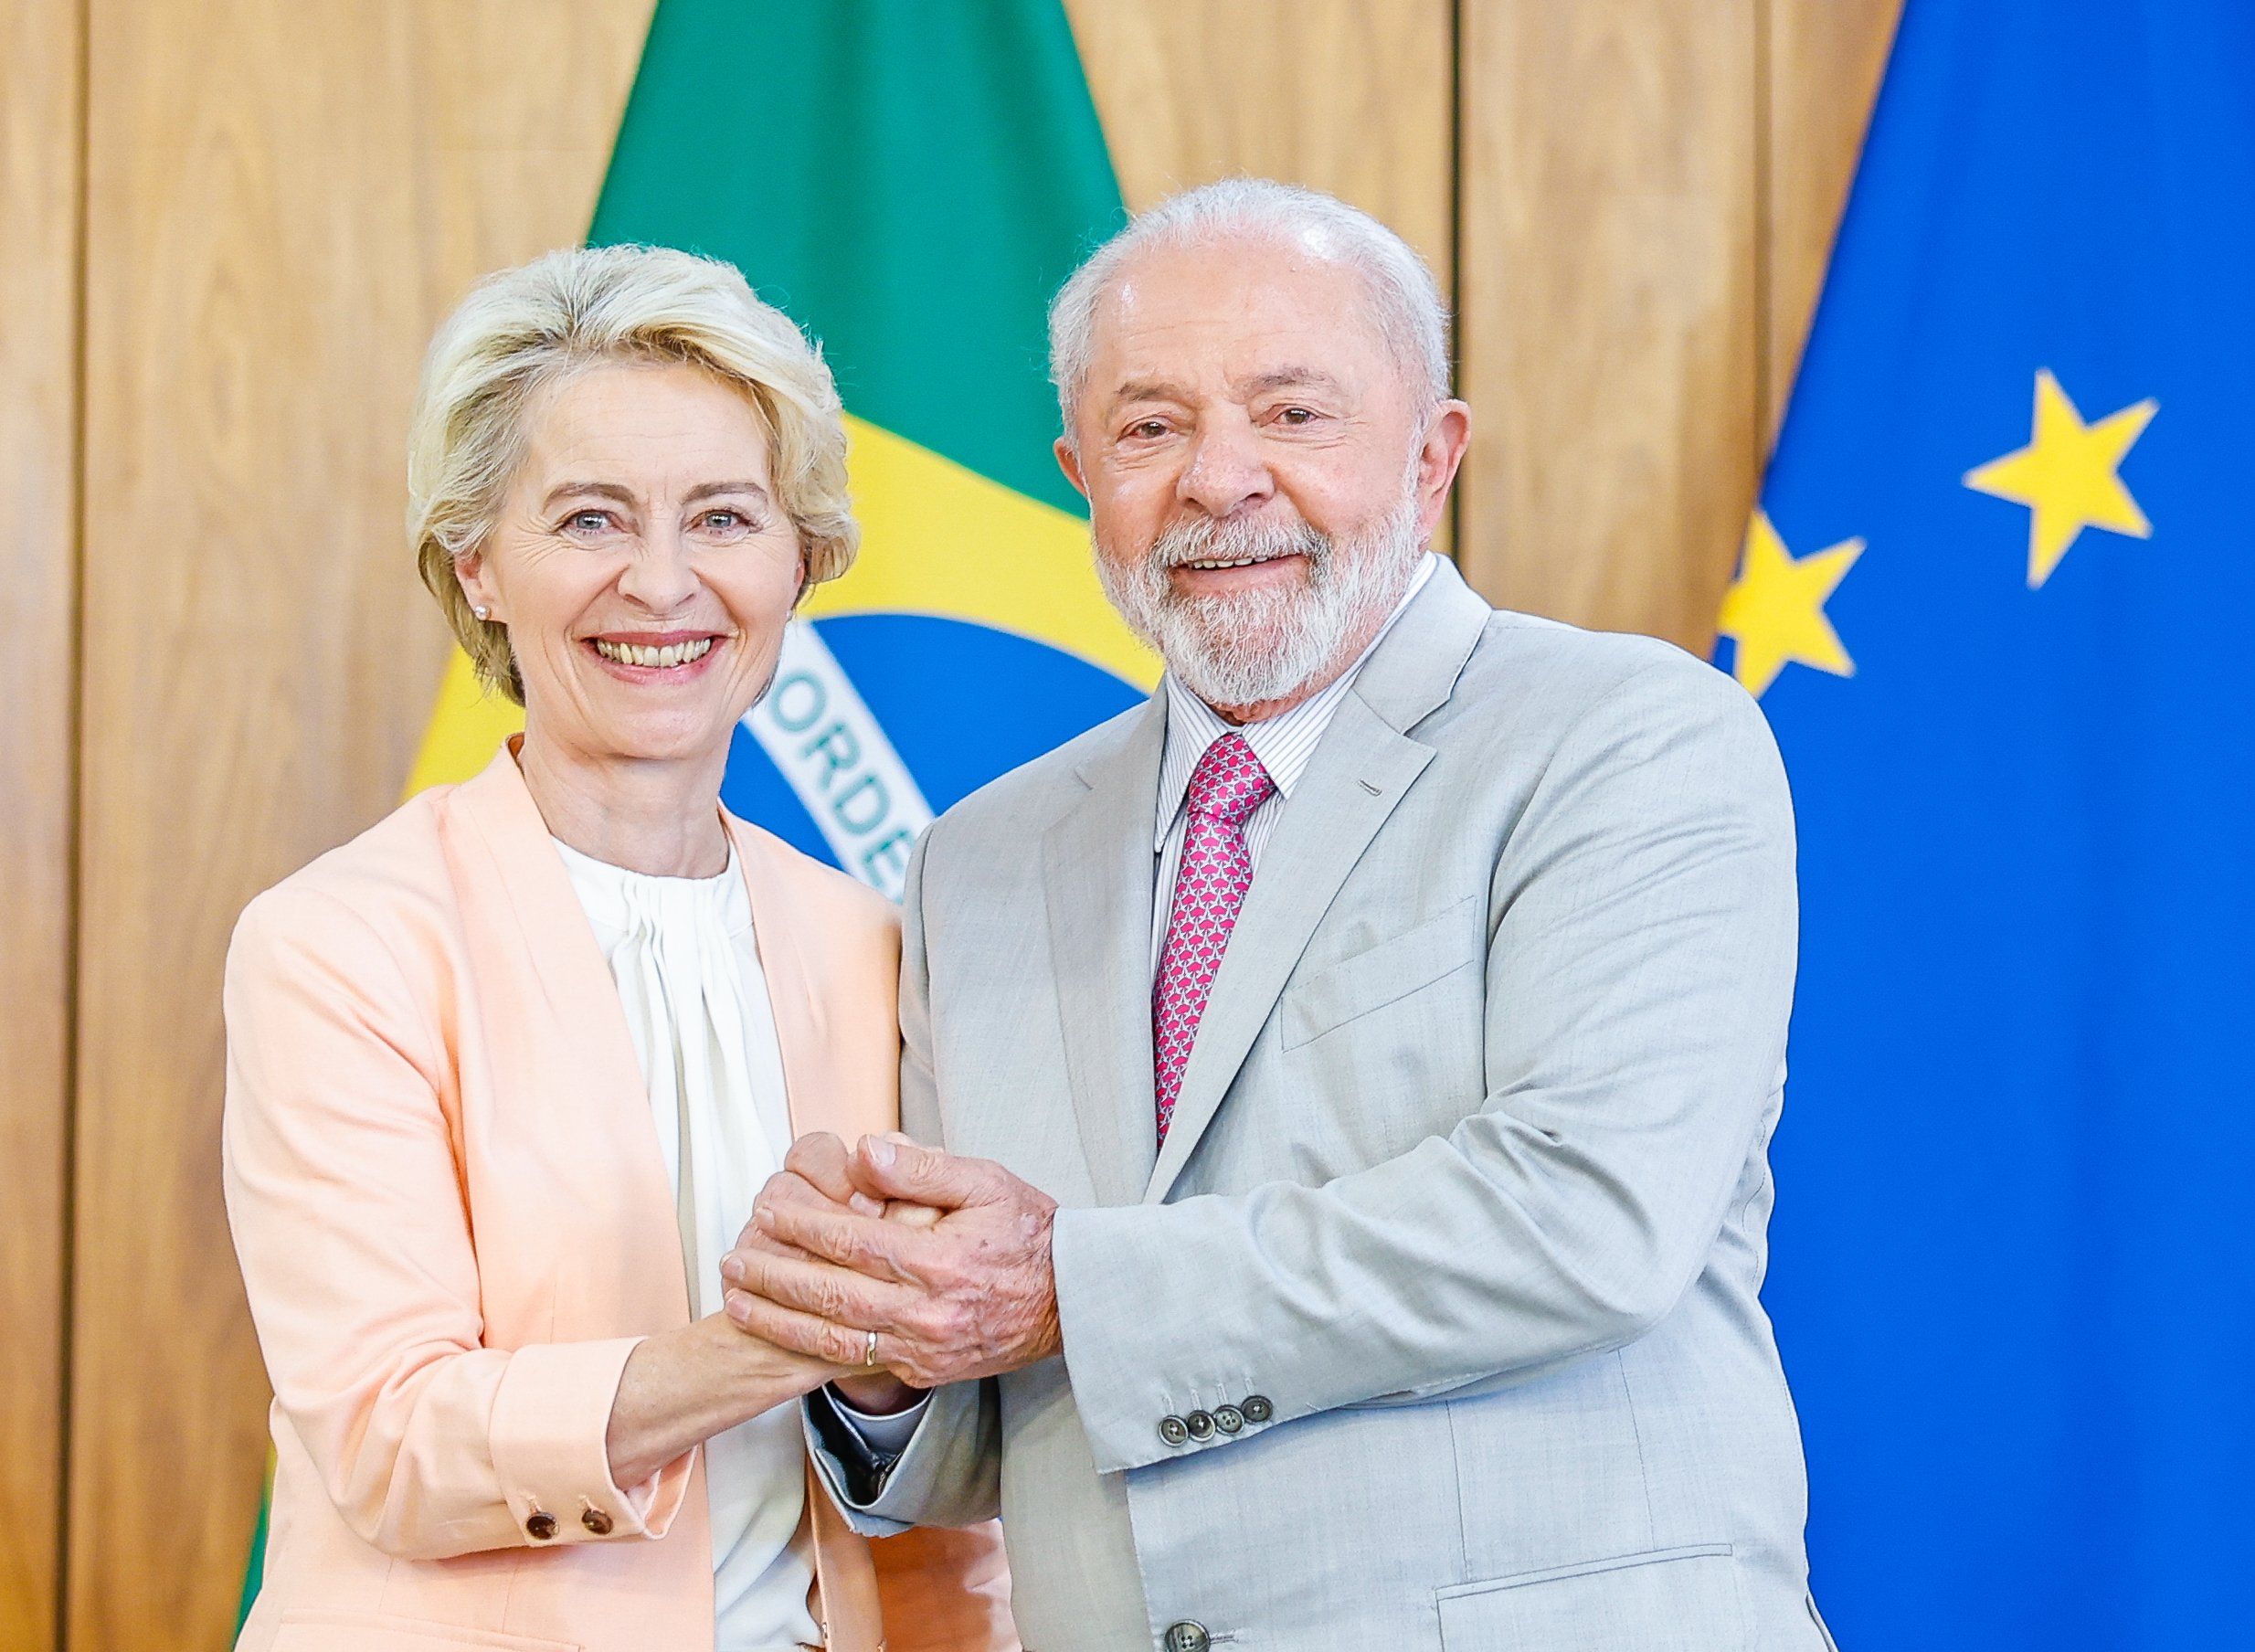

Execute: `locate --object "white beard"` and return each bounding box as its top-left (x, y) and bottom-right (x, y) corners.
top-left (1094, 485), bottom-right (1426, 710)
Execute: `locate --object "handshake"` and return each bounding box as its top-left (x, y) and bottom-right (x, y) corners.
top-left (720, 1132), bottom-right (1065, 1392)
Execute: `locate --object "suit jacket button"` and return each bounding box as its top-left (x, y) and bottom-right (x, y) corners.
top-left (1185, 1409), bottom-right (1215, 1441)
top-left (525, 1510), bottom-right (557, 1541)
top-left (581, 1507), bottom-right (613, 1535)
top-left (1159, 1414), bottom-right (1191, 1446)
top-left (1242, 1394), bottom-right (1274, 1424)
top-left (1164, 1622), bottom-right (1211, 1652)
top-left (1212, 1403), bottom-right (1244, 1434)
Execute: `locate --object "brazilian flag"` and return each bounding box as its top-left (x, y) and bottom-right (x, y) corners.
top-left (244, 0), bottom-right (1139, 1626)
top-left (1720, 1), bottom-right (2255, 1644)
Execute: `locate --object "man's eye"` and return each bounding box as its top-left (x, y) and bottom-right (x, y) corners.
top-left (1277, 407), bottom-right (1317, 425)
top-left (1126, 419), bottom-right (1170, 440)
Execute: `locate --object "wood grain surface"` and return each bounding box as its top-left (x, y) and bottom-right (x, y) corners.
top-left (0, 0), bottom-right (81, 1646)
top-left (65, 3), bottom-right (651, 1645)
top-left (1765, 0), bottom-right (1903, 439)
top-left (1064, 0), bottom-right (1453, 278)
top-left (1454, 0), bottom-right (1900, 652)
top-left (1456, 0), bottom-right (1764, 652)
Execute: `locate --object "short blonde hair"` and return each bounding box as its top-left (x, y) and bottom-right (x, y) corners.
top-left (408, 243), bottom-right (858, 702)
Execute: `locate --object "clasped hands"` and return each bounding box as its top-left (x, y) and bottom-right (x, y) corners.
top-left (720, 1132), bottom-right (1063, 1399)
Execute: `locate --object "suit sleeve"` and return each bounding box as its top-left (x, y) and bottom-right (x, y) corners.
top-left (1050, 659), bottom-right (1799, 1474)
top-left (221, 885), bottom-right (689, 1559)
top-left (804, 827), bottom-right (1006, 1531)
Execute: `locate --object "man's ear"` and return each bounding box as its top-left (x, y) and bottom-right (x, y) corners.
top-left (1054, 436), bottom-right (1091, 500)
top-left (1413, 400), bottom-right (1472, 543)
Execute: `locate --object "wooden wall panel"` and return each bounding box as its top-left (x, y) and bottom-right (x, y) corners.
top-left (1765, 0), bottom-right (1901, 439)
top-left (1064, 0), bottom-right (1453, 281)
top-left (0, 0), bottom-right (80, 1646)
top-left (1456, 1), bottom-right (1763, 652)
top-left (68, 4), bottom-right (652, 1646)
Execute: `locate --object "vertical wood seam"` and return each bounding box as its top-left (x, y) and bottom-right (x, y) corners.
top-left (55, 0), bottom-right (90, 1644)
top-left (1753, 0), bottom-right (1776, 466)
top-left (1445, 0), bottom-right (1465, 562)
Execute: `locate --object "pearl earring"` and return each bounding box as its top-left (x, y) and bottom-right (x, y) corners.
top-left (473, 605), bottom-right (491, 621)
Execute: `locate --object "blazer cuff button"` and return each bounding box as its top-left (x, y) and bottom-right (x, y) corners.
top-left (1159, 1414), bottom-right (1191, 1446)
top-left (580, 1506), bottom-right (613, 1535)
top-left (1241, 1394), bottom-right (1274, 1424)
top-left (524, 1510), bottom-right (557, 1541)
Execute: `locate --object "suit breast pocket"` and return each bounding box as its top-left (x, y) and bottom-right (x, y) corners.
top-left (1281, 895), bottom-right (1482, 1052)
top-left (1436, 1545), bottom-right (1746, 1652)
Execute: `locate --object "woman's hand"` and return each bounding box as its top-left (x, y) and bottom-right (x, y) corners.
top-left (605, 1312), bottom-right (845, 1491)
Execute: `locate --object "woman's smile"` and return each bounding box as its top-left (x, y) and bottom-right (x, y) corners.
top-left (584, 628), bottom-right (730, 680)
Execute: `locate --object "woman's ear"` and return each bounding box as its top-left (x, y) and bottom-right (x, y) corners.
top-left (455, 549), bottom-right (501, 624)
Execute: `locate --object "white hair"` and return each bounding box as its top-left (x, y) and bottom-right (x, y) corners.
top-left (1047, 178), bottom-right (1451, 444)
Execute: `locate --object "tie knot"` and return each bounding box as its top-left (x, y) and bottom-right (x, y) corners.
top-left (1185, 732), bottom-right (1275, 827)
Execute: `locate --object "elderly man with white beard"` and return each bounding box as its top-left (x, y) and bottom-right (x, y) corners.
top-left (721, 179), bottom-right (1832, 1652)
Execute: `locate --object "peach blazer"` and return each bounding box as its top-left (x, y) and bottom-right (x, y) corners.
top-left (222, 744), bottom-right (1011, 1652)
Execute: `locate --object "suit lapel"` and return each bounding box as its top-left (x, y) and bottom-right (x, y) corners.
top-left (1143, 559), bottom-right (1493, 1204)
top-left (1143, 702), bottom-right (1433, 1202)
top-left (1043, 699), bottom-right (1167, 1208)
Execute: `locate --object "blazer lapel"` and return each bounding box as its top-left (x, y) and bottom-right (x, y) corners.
top-left (442, 741), bottom-right (692, 1321)
top-left (726, 821), bottom-right (830, 1142)
top-left (1043, 698), bottom-right (1167, 1208)
top-left (1143, 560), bottom-right (1493, 1204)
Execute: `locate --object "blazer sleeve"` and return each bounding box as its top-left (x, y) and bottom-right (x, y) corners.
top-left (221, 882), bottom-right (689, 1560)
top-left (1049, 658), bottom-right (1801, 1475)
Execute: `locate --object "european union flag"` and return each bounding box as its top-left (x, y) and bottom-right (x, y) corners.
top-left (1717, 3), bottom-right (2255, 1644)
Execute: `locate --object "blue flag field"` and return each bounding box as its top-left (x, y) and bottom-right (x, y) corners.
top-left (1717, 2), bottom-right (2255, 1643)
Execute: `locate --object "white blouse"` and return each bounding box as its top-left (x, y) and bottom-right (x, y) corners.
top-left (553, 838), bottom-right (820, 1652)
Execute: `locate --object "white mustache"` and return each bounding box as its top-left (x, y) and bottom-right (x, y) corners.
top-left (1147, 516), bottom-right (1329, 573)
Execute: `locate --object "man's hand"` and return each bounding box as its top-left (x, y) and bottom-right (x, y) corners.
top-left (732, 1133), bottom-right (931, 1413)
top-left (722, 1135), bottom-right (1061, 1389)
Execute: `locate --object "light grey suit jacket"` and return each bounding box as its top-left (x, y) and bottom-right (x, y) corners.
top-left (811, 560), bottom-right (1834, 1652)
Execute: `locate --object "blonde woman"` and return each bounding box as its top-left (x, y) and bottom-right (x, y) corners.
top-left (222, 246), bottom-right (1011, 1652)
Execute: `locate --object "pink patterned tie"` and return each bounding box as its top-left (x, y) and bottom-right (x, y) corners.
top-left (1153, 733), bottom-right (1276, 1143)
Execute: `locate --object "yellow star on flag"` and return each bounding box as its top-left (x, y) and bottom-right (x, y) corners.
top-left (1964, 368), bottom-right (2157, 588)
top-left (1717, 510), bottom-right (1864, 699)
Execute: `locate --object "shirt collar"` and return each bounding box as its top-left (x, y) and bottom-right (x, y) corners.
top-left (1154, 553), bottom-right (1437, 850)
